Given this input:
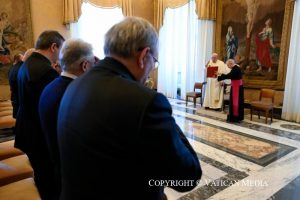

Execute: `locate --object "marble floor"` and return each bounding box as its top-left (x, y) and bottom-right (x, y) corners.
top-left (165, 98), bottom-right (300, 200)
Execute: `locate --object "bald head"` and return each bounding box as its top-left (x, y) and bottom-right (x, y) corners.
top-left (226, 59), bottom-right (235, 68)
top-left (211, 53), bottom-right (218, 63)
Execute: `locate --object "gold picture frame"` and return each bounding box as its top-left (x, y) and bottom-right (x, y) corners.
top-left (0, 0), bottom-right (34, 84)
top-left (215, 0), bottom-right (295, 89)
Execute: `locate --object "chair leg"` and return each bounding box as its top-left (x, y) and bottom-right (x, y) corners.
top-left (186, 96), bottom-right (188, 106)
top-left (271, 109), bottom-right (273, 123)
top-left (200, 96), bottom-right (202, 107)
top-left (250, 107), bottom-right (253, 121)
top-left (265, 110), bottom-right (268, 124)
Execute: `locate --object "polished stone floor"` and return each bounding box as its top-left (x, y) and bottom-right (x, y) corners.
top-left (165, 98), bottom-right (300, 200)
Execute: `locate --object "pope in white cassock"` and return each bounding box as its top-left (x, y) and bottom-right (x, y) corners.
top-left (203, 53), bottom-right (231, 109)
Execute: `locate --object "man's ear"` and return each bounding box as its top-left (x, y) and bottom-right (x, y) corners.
top-left (80, 60), bottom-right (89, 72)
top-left (138, 47), bottom-right (150, 69)
top-left (50, 43), bottom-right (57, 52)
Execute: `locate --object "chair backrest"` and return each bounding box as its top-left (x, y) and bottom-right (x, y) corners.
top-left (260, 89), bottom-right (275, 103)
top-left (194, 82), bottom-right (205, 91)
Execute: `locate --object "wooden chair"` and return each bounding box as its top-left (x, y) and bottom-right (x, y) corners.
top-left (0, 155), bottom-right (33, 186)
top-left (186, 82), bottom-right (206, 107)
top-left (250, 89), bottom-right (275, 124)
top-left (0, 140), bottom-right (23, 160)
top-left (0, 178), bottom-right (40, 200)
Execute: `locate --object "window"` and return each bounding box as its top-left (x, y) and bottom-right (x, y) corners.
top-left (70, 3), bottom-right (124, 58)
top-left (157, 0), bottom-right (214, 99)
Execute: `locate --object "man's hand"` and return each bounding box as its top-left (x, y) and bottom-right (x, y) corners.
top-left (214, 71), bottom-right (218, 78)
top-left (205, 61), bottom-right (210, 68)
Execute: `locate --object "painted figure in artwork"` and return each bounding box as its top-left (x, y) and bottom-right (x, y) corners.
top-left (0, 12), bottom-right (11, 50)
top-left (255, 18), bottom-right (276, 72)
top-left (225, 26), bottom-right (238, 61)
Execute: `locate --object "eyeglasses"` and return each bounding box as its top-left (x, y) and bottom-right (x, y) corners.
top-left (150, 53), bottom-right (159, 69)
top-left (137, 47), bottom-right (159, 68)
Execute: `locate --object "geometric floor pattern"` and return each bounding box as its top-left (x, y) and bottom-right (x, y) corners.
top-left (166, 98), bottom-right (300, 200)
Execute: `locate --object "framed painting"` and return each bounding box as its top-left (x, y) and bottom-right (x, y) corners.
top-left (0, 0), bottom-right (33, 85)
top-left (215, 0), bottom-right (295, 89)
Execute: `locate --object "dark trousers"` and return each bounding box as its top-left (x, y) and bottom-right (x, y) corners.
top-left (27, 151), bottom-right (60, 200)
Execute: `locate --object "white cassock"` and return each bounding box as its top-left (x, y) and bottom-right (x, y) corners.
top-left (203, 60), bottom-right (231, 109)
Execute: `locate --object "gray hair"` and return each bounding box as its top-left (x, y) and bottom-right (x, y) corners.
top-left (104, 17), bottom-right (158, 58)
top-left (226, 59), bottom-right (235, 65)
top-left (59, 38), bottom-right (94, 71)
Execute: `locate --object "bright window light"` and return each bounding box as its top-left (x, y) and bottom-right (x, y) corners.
top-left (71, 3), bottom-right (124, 58)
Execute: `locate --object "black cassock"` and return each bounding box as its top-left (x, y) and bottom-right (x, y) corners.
top-left (218, 65), bottom-right (244, 122)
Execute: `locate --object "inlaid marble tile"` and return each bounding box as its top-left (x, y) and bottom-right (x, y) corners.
top-left (164, 149), bottom-right (249, 200)
top-left (269, 174), bottom-right (300, 200)
top-left (178, 153), bottom-right (248, 200)
top-left (171, 103), bottom-right (300, 142)
top-left (164, 161), bottom-right (227, 200)
top-left (280, 124), bottom-right (300, 130)
top-left (173, 109), bottom-right (300, 149)
top-left (174, 114), bottom-right (296, 166)
top-left (208, 149), bottom-right (300, 200)
top-left (189, 123), bottom-right (280, 159)
top-left (167, 98), bottom-right (300, 200)
top-left (188, 138), bottom-right (262, 174)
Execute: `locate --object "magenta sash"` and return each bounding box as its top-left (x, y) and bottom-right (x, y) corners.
top-left (231, 80), bottom-right (243, 116)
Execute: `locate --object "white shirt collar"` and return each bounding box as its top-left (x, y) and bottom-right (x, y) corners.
top-left (61, 71), bottom-right (77, 79)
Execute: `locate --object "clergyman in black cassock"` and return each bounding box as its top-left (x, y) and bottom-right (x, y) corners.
top-left (218, 59), bottom-right (244, 122)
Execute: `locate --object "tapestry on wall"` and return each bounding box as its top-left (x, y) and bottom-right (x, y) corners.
top-left (0, 0), bottom-right (33, 85)
top-left (217, 0), bottom-right (294, 89)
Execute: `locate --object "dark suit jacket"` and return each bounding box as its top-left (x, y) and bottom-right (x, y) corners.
top-left (15, 52), bottom-right (58, 154)
top-left (39, 75), bottom-right (73, 164)
top-left (57, 57), bottom-right (202, 200)
top-left (8, 61), bottom-right (23, 118)
top-left (39, 75), bottom-right (73, 197)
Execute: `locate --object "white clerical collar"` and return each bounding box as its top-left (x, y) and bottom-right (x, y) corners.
top-left (61, 71), bottom-right (77, 79)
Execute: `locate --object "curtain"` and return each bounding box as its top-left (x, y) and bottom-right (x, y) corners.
top-left (70, 2), bottom-right (124, 58)
top-left (63, 0), bottom-right (132, 24)
top-left (157, 3), bottom-right (189, 98)
top-left (154, 0), bottom-right (189, 31)
top-left (282, 0), bottom-right (300, 123)
top-left (195, 0), bottom-right (216, 20)
top-left (157, 0), bottom-right (214, 99)
top-left (154, 0), bottom-right (216, 31)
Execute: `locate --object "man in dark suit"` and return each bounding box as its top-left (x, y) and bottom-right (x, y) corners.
top-left (8, 54), bottom-right (23, 118)
top-left (8, 49), bottom-right (35, 118)
top-left (57, 17), bottom-right (202, 200)
top-left (15, 30), bottom-right (64, 200)
top-left (39, 39), bottom-right (95, 198)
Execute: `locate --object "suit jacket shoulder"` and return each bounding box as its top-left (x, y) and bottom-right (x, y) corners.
top-left (24, 52), bottom-right (58, 82)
